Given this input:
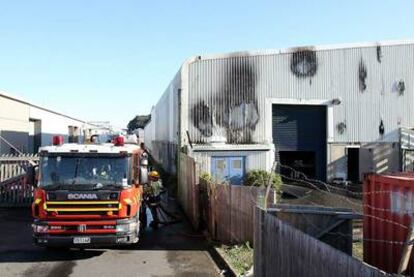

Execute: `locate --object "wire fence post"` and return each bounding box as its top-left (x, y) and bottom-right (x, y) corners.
top-left (398, 220), bottom-right (414, 275)
top-left (244, 160), bottom-right (414, 274)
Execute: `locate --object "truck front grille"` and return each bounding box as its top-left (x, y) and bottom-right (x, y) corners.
top-left (45, 201), bottom-right (121, 215)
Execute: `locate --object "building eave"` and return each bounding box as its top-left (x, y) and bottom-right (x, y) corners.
top-left (0, 90), bottom-right (87, 124)
top-left (192, 39), bottom-right (414, 62)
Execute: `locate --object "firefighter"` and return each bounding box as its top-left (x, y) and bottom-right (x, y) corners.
top-left (144, 170), bottom-right (163, 229)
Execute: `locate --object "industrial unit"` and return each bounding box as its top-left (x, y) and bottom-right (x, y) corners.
top-left (0, 91), bottom-right (96, 154)
top-left (145, 40), bottom-right (414, 183)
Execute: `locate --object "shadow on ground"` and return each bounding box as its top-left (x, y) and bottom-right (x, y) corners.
top-left (0, 198), bottom-right (213, 263)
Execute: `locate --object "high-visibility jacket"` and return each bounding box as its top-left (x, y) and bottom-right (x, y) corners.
top-left (144, 180), bottom-right (163, 198)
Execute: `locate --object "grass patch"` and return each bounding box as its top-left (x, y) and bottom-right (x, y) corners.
top-left (218, 242), bottom-right (253, 276)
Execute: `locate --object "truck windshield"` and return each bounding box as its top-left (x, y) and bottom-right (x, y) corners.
top-left (39, 156), bottom-right (130, 188)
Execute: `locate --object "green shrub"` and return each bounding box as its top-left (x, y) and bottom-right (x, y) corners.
top-left (244, 170), bottom-right (282, 192)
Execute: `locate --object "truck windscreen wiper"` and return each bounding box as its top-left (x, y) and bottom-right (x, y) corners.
top-left (92, 183), bottom-right (123, 190)
top-left (43, 184), bottom-right (66, 191)
top-left (71, 158), bottom-right (81, 185)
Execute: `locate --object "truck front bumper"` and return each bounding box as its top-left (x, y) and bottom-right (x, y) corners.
top-left (32, 217), bottom-right (140, 247)
top-left (33, 233), bottom-right (138, 247)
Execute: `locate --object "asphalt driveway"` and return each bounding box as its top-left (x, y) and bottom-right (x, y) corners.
top-left (0, 203), bottom-right (221, 277)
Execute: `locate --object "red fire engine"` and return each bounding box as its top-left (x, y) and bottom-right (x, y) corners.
top-left (31, 135), bottom-right (148, 247)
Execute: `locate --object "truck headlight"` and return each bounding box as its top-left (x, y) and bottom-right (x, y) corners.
top-left (32, 224), bottom-right (48, 233)
top-left (116, 222), bottom-right (137, 233)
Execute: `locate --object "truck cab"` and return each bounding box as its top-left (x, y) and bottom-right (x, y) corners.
top-left (31, 135), bottom-right (148, 247)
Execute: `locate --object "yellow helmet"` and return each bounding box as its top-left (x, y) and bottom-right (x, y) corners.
top-left (149, 171), bottom-right (160, 179)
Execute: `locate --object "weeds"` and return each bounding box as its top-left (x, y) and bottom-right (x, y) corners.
top-left (219, 242), bottom-right (253, 276)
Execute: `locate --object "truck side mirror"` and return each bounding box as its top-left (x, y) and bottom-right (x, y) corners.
top-left (140, 166), bottom-right (148, 185)
top-left (139, 156), bottom-right (149, 185)
top-left (27, 165), bottom-right (39, 187)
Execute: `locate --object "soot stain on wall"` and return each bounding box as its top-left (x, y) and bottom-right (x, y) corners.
top-left (190, 60), bottom-right (259, 144)
top-left (191, 101), bottom-right (213, 137)
top-left (376, 46), bottom-right (382, 63)
top-left (358, 59), bottom-right (367, 92)
top-left (290, 49), bottom-right (318, 78)
top-left (379, 119), bottom-right (385, 136)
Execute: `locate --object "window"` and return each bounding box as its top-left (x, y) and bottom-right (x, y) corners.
top-left (39, 155), bottom-right (131, 188)
top-left (211, 156), bottom-right (245, 185)
top-left (232, 159), bottom-right (242, 169)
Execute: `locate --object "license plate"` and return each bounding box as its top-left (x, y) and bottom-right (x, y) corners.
top-left (73, 237), bottom-right (91, 244)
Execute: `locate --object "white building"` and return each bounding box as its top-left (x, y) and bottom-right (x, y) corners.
top-left (145, 40), bottom-right (414, 184)
top-left (0, 91), bottom-right (94, 154)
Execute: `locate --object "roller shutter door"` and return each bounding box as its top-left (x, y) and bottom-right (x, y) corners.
top-left (272, 104), bottom-right (327, 181)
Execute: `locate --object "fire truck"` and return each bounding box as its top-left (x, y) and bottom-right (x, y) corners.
top-left (31, 135), bottom-right (148, 247)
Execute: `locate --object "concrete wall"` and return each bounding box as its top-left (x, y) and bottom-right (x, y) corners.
top-left (0, 96), bottom-right (30, 153)
top-left (327, 144), bottom-right (348, 181)
top-left (327, 142), bottom-right (400, 182)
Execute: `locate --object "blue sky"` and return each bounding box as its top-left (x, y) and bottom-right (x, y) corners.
top-left (1, 1), bottom-right (413, 128)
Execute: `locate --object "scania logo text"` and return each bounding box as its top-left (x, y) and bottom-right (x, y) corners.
top-left (67, 193), bottom-right (98, 200)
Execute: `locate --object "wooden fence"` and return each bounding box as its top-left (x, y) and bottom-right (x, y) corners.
top-left (0, 154), bottom-right (39, 207)
top-left (178, 153), bottom-right (199, 229)
top-left (266, 205), bottom-right (357, 254)
top-left (0, 174), bottom-right (33, 207)
top-left (254, 207), bottom-right (388, 277)
top-left (199, 180), bottom-right (276, 244)
top-left (177, 152), bottom-right (276, 243)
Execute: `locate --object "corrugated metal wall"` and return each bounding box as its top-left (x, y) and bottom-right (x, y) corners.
top-left (186, 43), bottom-right (414, 145)
top-left (144, 70), bottom-right (180, 173)
top-left (327, 144), bottom-right (348, 180)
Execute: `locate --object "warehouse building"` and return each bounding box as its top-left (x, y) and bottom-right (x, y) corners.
top-left (145, 40), bottom-right (414, 184)
top-left (0, 91), bottom-right (93, 154)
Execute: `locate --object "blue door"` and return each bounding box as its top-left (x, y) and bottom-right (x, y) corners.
top-left (211, 157), bottom-right (245, 185)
